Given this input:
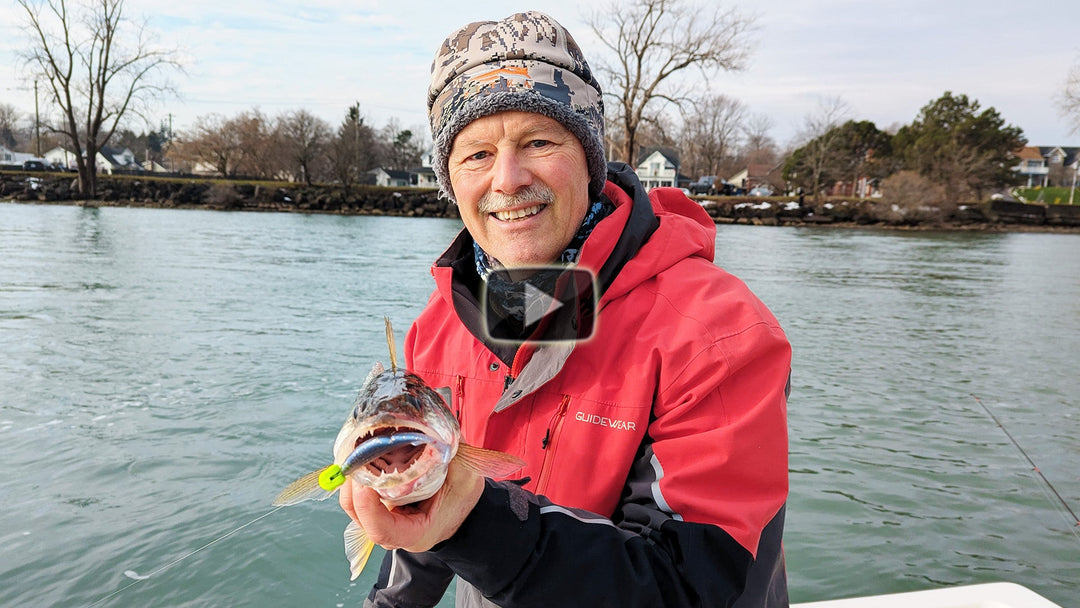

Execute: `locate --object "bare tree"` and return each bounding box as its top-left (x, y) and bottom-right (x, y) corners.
top-left (228, 109), bottom-right (283, 179)
top-left (1061, 56), bottom-right (1080, 135)
top-left (586, 0), bottom-right (755, 165)
top-left (0, 104), bottom-right (21, 149)
top-left (17, 0), bottom-right (180, 197)
top-left (180, 113), bottom-right (237, 176)
top-left (739, 112), bottom-right (778, 167)
top-left (280, 109), bottom-right (331, 185)
top-left (790, 96), bottom-right (851, 202)
top-left (678, 93), bottom-right (745, 178)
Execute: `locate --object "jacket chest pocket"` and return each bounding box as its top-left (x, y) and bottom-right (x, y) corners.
top-left (535, 394), bottom-right (571, 492)
top-left (532, 396), bottom-right (647, 507)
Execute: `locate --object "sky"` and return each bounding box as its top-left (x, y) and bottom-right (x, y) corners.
top-left (3, 0), bottom-right (1080, 151)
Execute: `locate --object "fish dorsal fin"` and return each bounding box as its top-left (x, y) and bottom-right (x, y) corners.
top-left (362, 361), bottom-right (385, 389)
top-left (384, 316), bottom-right (397, 373)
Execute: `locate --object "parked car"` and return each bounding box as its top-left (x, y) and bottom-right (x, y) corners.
top-left (22, 159), bottom-right (48, 171)
top-left (688, 175), bottom-right (718, 195)
top-left (715, 180), bottom-right (742, 196)
top-left (748, 186), bottom-right (774, 197)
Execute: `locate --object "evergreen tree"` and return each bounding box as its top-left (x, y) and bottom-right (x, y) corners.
top-left (893, 92), bottom-right (1025, 203)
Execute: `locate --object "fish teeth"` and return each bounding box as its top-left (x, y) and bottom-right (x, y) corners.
top-left (493, 204), bottom-right (543, 221)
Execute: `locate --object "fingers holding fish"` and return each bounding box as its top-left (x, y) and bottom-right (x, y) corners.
top-left (344, 458), bottom-right (485, 554)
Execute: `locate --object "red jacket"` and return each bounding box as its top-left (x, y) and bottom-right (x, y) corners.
top-left (367, 163), bottom-right (791, 608)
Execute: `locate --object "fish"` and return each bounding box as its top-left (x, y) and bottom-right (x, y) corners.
top-left (273, 317), bottom-right (525, 580)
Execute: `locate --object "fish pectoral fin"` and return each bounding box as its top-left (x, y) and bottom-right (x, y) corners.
top-left (272, 469), bottom-right (335, 506)
top-left (456, 443), bottom-right (526, 479)
top-left (344, 520), bottom-right (376, 581)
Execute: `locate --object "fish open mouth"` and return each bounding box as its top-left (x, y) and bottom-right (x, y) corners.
top-left (355, 427), bottom-right (427, 475)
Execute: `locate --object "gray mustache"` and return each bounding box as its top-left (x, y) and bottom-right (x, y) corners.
top-left (478, 184), bottom-right (556, 215)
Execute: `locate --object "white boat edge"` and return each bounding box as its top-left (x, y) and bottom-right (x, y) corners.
top-left (791, 582), bottom-right (1064, 608)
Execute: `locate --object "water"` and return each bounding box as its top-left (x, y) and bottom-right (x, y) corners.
top-left (1, 202), bottom-right (1077, 607)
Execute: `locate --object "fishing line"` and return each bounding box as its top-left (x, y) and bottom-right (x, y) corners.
top-left (86, 505), bottom-right (286, 608)
top-left (970, 394), bottom-right (1080, 539)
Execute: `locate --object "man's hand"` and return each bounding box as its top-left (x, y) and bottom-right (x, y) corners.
top-left (338, 459), bottom-right (485, 553)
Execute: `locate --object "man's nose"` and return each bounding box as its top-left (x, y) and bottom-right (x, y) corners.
top-left (491, 150), bottom-right (532, 194)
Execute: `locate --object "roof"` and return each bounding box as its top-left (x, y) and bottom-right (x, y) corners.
top-left (636, 146), bottom-right (680, 168)
top-left (372, 168), bottom-right (412, 180)
top-left (1016, 146), bottom-right (1044, 161)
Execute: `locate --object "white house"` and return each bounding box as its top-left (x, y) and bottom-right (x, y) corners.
top-left (1012, 146), bottom-right (1049, 188)
top-left (410, 165), bottom-right (438, 189)
top-left (370, 167), bottom-right (412, 187)
top-left (1, 145), bottom-right (40, 167)
top-left (44, 146), bottom-right (78, 169)
top-left (96, 146), bottom-right (139, 174)
top-left (636, 148), bottom-right (679, 190)
top-left (41, 145), bottom-right (142, 173)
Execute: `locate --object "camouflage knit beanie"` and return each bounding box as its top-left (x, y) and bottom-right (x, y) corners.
top-left (427, 11), bottom-right (606, 202)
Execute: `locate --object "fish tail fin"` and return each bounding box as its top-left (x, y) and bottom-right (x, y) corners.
top-left (272, 468), bottom-right (335, 506)
top-left (456, 443), bottom-right (527, 479)
top-left (384, 316), bottom-right (398, 373)
top-left (344, 520), bottom-right (376, 581)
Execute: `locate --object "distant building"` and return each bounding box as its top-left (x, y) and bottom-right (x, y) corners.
top-left (369, 167), bottom-right (412, 188)
top-left (1013, 145), bottom-right (1079, 188)
top-left (728, 163), bottom-right (782, 192)
top-left (44, 146), bottom-right (78, 170)
top-left (409, 165), bottom-right (438, 189)
top-left (1013, 146), bottom-right (1049, 187)
top-left (0, 144), bottom-right (40, 168)
top-left (636, 147), bottom-right (680, 190)
top-left (96, 146), bottom-right (140, 174)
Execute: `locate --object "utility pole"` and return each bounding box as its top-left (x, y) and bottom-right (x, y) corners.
top-left (34, 79), bottom-right (41, 157)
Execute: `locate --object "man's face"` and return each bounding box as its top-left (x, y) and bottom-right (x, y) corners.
top-left (448, 111), bottom-right (591, 268)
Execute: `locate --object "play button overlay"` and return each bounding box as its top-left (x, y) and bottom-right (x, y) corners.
top-left (481, 266), bottom-right (596, 344)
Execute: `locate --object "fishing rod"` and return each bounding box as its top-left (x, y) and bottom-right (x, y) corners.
top-left (971, 394), bottom-right (1080, 535)
top-left (85, 505), bottom-right (286, 608)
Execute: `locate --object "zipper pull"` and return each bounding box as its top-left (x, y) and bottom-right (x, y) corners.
top-left (541, 428), bottom-right (551, 449)
top-left (503, 374), bottom-right (513, 392)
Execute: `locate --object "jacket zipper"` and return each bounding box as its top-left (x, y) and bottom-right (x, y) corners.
top-left (454, 375), bottom-right (466, 422)
top-left (503, 345), bottom-right (533, 394)
top-left (536, 395), bottom-right (570, 492)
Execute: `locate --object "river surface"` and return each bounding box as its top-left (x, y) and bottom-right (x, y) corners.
top-left (1, 202), bottom-right (1077, 607)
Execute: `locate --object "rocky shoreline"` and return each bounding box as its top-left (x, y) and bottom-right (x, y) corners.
top-left (3, 172), bottom-right (1080, 232)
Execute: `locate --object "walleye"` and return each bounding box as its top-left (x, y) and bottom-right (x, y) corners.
top-left (273, 318), bottom-right (524, 580)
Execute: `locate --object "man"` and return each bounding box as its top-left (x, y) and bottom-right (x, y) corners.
top-left (340, 11), bottom-right (791, 607)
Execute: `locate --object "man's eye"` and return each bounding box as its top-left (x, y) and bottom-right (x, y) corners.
top-left (527, 139), bottom-right (551, 149)
top-left (467, 150), bottom-right (489, 161)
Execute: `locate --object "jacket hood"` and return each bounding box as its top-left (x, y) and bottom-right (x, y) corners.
top-left (583, 163), bottom-right (717, 305)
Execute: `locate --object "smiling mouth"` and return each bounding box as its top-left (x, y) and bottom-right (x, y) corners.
top-left (492, 204), bottom-right (546, 222)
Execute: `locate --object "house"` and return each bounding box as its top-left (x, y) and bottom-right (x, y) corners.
top-left (1013, 146), bottom-right (1049, 187)
top-left (96, 146), bottom-right (140, 174)
top-left (635, 147), bottom-right (680, 190)
top-left (0, 145), bottom-right (16, 166)
top-left (369, 167), bottom-right (412, 188)
top-left (409, 165), bottom-right (438, 189)
top-left (728, 163), bottom-right (782, 192)
top-left (44, 146), bottom-right (78, 170)
top-left (141, 159), bottom-right (170, 173)
top-left (1039, 146), bottom-right (1080, 187)
top-left (0, 145), bottom-right (40, 168)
